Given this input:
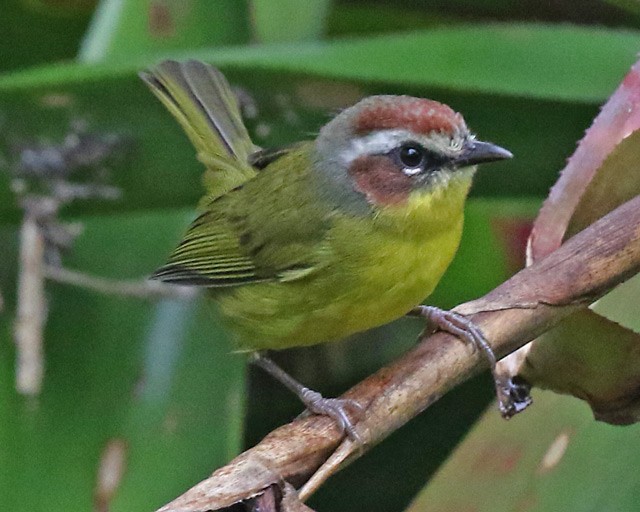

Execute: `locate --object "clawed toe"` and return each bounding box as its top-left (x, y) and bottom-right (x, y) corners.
top-left (412, 305), bottom-right (533, 417)
top-left (340, 398), bottom-right (365, 413)
top-left (250, 353), bottom-right (366, 441)
top-left (498, 375), bottom-right (533, 418)
top-left (300, 389), bottom-right (364, 443)
top-left (414, 305), bottom-right (496, 366)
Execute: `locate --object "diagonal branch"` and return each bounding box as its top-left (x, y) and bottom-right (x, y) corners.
top-left (158, 194), bottom-right (640, 512)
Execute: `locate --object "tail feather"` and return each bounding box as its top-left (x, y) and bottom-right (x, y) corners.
top-left (140, 60), bottom-right (258, 198)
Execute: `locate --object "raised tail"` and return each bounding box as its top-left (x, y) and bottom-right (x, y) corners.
top-left (140, 60), bottom-right (258, 199)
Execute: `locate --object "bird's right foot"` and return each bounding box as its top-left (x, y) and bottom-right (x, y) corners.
top-left (409, 305), bottom-right (533, 417)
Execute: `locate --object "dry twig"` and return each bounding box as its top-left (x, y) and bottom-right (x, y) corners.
top-left (44, 266), bottom-right (197, 300)
top-left (7, 126), bottom-right (131, 395)
top-left (14, 211), bottom-right (46, 395)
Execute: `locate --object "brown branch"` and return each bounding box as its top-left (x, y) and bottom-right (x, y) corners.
top-left (158, 195), bottom-right (640, 512)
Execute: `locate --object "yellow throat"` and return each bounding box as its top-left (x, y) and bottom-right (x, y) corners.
top-left (218, 169), bottom-right (474, 351)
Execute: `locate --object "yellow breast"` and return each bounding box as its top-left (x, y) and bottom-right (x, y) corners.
top-left (219, 172), bottom-right (473, 351)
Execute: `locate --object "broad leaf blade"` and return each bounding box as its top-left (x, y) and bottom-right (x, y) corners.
top-left (1, 25), bottom-right (638, 223)
top-left (79, 0), bottom-right (250, 63)
top-left (0, 209), bottom-right (246, 511)
top-left (406, 390), bottom-right (640, 512)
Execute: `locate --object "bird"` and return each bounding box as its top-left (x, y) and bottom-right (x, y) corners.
top-left (140, 60), bottom-right (513, 439)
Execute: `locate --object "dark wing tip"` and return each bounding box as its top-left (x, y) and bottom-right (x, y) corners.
top-left (151, 264), bottom-right (213, 286)
top-left (151, 263), bottom-right (269, 288)
top-left (138, 59), bottom-right (177, 80)
top-left (138, 70), bottom-right (152, 82)
top-left (138, 68), bottom-right (164, 93)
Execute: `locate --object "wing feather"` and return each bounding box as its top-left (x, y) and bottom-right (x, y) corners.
top-left (140, 60), bottom-right (258, 198)
top-left (152, 144), bottom-right (334, 287)
top-left (143, 61), bottom-right (334, 288)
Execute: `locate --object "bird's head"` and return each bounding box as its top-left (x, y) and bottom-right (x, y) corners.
top-left (315, 95), bottom-right (511, 207)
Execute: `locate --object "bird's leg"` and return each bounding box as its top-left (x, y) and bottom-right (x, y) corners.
top-left (408, 305), bottom-right (532, 418)
top-left (249, 352), bottom-right (364, 442)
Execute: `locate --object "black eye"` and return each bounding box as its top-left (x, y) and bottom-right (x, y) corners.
top-left (399, 143), bottom-right (425, 168)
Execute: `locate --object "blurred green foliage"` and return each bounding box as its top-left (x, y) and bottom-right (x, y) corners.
top-left (0, 1), bottom-right (638, 511)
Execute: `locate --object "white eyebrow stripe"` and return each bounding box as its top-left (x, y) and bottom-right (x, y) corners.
top-left (339, 129), bottom-right (415, 166)
top-left (339, 128), bottom-right (463, 166)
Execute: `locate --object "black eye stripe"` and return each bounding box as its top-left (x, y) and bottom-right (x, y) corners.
top-left (390, 142), bottom-right (447, 173)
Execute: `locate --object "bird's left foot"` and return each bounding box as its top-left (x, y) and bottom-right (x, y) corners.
top-left (409, 305), bottom-right (532, 417)
top-left (250, 352), bottom-right (365, 442)
top-left (298, 389), bottom-right (364, 442)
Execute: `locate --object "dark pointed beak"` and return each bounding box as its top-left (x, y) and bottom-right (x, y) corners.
top-left (454, 140), bottom-right (513, 167)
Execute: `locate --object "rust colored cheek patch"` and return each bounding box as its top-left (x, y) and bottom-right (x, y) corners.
top-left (348, 155), bottom-right (413, 205)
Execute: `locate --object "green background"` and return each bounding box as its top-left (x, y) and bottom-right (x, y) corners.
top-left (1, 1), bottom-right (639, 511)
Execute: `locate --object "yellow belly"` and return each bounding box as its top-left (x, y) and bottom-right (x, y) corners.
top-left (217, 175), bottom-right (471, 351)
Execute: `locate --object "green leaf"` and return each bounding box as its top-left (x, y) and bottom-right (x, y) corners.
top-left (592, 275), bottom-right (640, 334)
top-left (603, 0), bottom-right (640, 19)
top-left (0, 0), bottom-right (94, 72)
top-left (405, 390), bottom-right (640, 512)
top-left (1, 25), bottom-right (632, 223)
top-left (0, 209), bottom-right (246, 511)
top-left (327, 2), bottom-right (451, 36)
top-left (250, 0), bottom-right (333, 43)
top-left (78, 0), bottom-right (251, 63)
top-left (3, 24), bottom-right (638, 102)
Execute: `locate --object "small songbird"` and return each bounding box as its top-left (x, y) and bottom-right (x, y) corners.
top-left (141, 60), bottom-right (512, 438)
